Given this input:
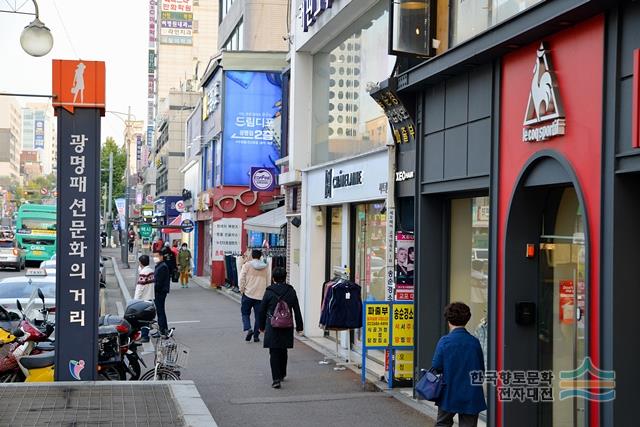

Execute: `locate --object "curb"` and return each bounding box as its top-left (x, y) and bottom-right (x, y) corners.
top-left (111, 256), bottom-right (132, 303)
top-left (169, 382), bottom-right (219, 427)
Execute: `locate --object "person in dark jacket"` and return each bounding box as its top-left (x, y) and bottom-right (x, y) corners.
top-left (161, 242), bottom-right (177, 276)
top-left (258, 267), bottom-right (303, 389)
top-left (152, 251), bottom-right (171, 337)
top-left (432, 302), bottom-right (487, 427)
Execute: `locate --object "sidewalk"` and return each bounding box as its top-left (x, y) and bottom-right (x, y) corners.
top-left (106, 247), bottom-right (434, 427)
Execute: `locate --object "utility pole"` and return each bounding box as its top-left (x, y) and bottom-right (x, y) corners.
top-left (120, 106), bottom-right (131, 268)
top-left (107, 151), bottom-right (114, 247)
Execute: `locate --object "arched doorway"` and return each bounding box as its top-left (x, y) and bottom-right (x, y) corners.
top-left (503, 155), bottom-right (588, 427)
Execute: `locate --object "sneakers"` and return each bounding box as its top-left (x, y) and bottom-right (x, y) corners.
top-left (271, 380), bottom-right (281, 389)
top-left (245, 330), bottom-right (253, 342)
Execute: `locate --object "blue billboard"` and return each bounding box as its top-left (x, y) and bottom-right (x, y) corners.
top-left (222, 71), bottom-right (282, 185)
top-left (34, 119), bottom-right (45, 149)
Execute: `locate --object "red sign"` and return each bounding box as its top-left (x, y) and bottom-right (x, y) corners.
top-left (40, 188), bottom-right (49, 195)
top-left (559, 280), bottom-right (575, 324)
top-left (52, 60), bottom-right (106, 115)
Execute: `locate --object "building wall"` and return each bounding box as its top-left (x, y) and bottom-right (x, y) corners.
top-left (218, 0), bottom-right (288, 51)
top-left (156, 0), bottom-right (219, 104)
top-left (0, 97), bottom-right (22, 181)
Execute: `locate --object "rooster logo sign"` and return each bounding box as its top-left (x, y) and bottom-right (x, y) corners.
top-left (524, 43), bottom-right (564, 126)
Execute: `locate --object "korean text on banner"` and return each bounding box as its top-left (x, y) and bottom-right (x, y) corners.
top-left (222, 71), bottom-right (282, 185)
top-left (364, 303), bottom-right (391, 347)
top-left (392, 304), bottom-right (414, 347)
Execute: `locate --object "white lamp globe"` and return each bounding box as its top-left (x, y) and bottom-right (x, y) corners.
top-left (20, 18), bottom-right (53, 57)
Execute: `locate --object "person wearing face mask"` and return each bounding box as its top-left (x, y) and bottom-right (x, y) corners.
top-left (153, 251), bottom-right (171, 337)
top-left (178, 243), bottom-right (192, 288)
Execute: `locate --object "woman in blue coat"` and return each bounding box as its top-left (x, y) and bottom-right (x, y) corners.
top-left (432, 302), bottom-right (487, 427)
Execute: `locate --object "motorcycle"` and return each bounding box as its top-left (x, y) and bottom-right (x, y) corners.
top-left (0, 295), bottom-right (54, 383)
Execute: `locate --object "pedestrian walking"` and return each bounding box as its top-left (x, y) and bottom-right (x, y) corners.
top-left (128, 228), bottom-right (135, 253)
top-left (162, 242), bottom-right (178, 281)
top-left (152, 251), bottom-right (171, 337)
top-left (257, 267), bottom-right (303, 389)
top-left (178, 243), bottom-right (192, 288)
top-left (239, 249), bottom-right (269, 342)
top-left (432, 302), bottom-right (487, 427)
top-left (134, 255), bottom-right (155, 342)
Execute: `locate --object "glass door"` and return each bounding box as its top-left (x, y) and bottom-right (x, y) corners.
top-left (537, 188), bottom-right (586, 427)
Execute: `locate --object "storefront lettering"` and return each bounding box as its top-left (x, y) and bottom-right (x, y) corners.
top-left (302, 0), bottom-right (334, 32)
top-left (395, 170), bottom-right (414, 182)
top-left (522, 43), bottom-right (566, 143)
top-left (324, 168), bottom-right (363, 199)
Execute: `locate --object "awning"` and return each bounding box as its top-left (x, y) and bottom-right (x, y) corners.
top-left (161, 215), bottom-right (182, 234)
top-left (243, 206), bottom-right (286, 234)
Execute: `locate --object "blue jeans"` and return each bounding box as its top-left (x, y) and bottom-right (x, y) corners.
top-left (241, 294), bottom-right (261, 334)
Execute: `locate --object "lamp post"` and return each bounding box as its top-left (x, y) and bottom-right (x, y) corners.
top-left (106, 108), bottom-right (136, 268)
top-left (7, 0), bottom-right (55, 57)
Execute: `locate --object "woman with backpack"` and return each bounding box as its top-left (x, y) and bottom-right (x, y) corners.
top-left (258, 266), bottom-right (304, 389)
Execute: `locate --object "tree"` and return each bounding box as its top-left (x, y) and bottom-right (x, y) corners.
top-left (100, 137), bottom-right (127, 207)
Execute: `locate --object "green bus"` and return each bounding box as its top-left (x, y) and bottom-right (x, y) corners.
top-left (15, 204), bottom-right (56, 264)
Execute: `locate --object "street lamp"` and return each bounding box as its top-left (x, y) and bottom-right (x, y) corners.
top-left (19, 0), bottom-right (53, 57)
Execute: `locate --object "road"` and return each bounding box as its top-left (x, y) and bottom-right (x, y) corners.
top-left (103, 247), bottom-right (434, 427)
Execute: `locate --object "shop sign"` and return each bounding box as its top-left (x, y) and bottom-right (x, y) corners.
top-left (212, 218), bottom-right (242, 261)
top-left (370, 87), bottom-right (416, 145)
top-left (392, 304), bottom-right (414, 347)
top-left (139, 223), bottom-right (152, 238)
top-left (302, 0), bottom-right (334, 32)
top-left (324, 168), bottom-right (363, 199)
top-left (250, 167), bottom-right (276, 192)
top-left (395, 232), bottom-right (414, 301)
top-left (180, 219), bottom-right (195, 233)
top-left (395, 170), bottom-right (414, 182)
top-left (559, 280), bottom-right (575, 324)
top-left (522, 43), bottom-right (566, 143)
top-left (364, 303), bottom-right (390, 347)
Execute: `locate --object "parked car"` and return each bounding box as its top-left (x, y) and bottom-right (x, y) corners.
top-left (0, 269), bottom-right (55, 316)
top-left (0, 239), bottom-right (26, 271)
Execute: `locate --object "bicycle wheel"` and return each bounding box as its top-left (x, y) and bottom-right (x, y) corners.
top-left (139, 366), bottom-right (180, 381)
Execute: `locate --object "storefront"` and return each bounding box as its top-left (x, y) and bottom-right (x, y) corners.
top-left (395, 1), bottom-right (640, 425)
top-left (303, 150), bottom-right (389, 347)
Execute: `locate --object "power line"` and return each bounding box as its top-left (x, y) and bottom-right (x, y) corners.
top-left (52, 0), bottom-right (79, 58)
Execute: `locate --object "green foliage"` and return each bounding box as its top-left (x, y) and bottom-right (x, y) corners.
top-left (100, 137), bottom-right (127, 204)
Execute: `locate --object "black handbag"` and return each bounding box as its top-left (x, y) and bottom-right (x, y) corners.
top-left (171, 269), bottom-right (179, 283)
top-left (415, 368), bottom-right (445, 401)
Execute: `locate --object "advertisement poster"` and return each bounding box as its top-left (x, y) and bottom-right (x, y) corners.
top-left (395, 232), bottom-right (414, 300)
top-left (250, 167), bottom-right (276, 192)
top-left (212, 218), bottom-right (242, 261)
top-left (159, 0), bottom-right (193, 45)
top-left (394, 350), bottom-right (414, 380)
top-left (364, 303), bottom-right (390, 347)
top-left (222, 71), bottom-right (282, 185)
top-left (392, 304), bottom-right (414, 347)
top-left (34, 119), bottom-right (45, 149)
top-left (559, 280), bottom-right (575, 324)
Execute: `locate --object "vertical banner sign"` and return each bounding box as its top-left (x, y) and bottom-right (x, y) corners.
top-left (52, 59), bottom-right (105, 381)
top-left (34, 119), bottom-right (45, 149)
top-left (385, 207), bottom-right (396, 301)
top-left (395, 232), bottom-right (414, 301)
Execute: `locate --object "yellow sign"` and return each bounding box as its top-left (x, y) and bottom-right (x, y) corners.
top-left (33, 229), bottom-right (55, 235)
top-left (394, 350), bottom-right (414, 379)
top-left (364, 303), bottom-right (390, 347)
top-left (392, 304), bottom-right (414, 347)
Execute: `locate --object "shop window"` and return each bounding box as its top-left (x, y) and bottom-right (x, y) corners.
top-left (354, 202), bottom-right (387, 301)
top-left (311, 2), bottom-right (395, 165)
top-left (449, 196), bottom-right (489, 366)
top-left (450, 0), bottom-right (543, 46)
top-left (328, 206), bottom-right (343, 277)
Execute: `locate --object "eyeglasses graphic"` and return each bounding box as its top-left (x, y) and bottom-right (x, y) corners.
top-left (214, 189), bottom-right (258, 213)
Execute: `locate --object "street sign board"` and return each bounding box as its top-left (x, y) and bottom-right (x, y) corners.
top-left (180, 219), bottom-right (194, 233)
top-left (40, 188), bottom-right (49, 195)
top-left (139, 223), bottom-right (152, 238)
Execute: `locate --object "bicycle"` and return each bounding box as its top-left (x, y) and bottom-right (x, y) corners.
top-left (139, 326), bottom-right (190, 381)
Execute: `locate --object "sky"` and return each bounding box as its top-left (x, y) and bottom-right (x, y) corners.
top-left (0, 0), bottom-right (148, 145)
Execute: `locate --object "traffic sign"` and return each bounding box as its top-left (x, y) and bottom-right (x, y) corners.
top-left (40, 188), bottom-right (49, 195)
top-left (180, 219), bottom-right (194, 233)
top-left (139, 223), bottom-right (152, 238)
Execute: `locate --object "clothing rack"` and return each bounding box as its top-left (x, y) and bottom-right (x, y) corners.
top-left (318, 266), bottom-right (359, 371)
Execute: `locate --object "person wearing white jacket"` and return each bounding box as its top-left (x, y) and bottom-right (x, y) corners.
top-left (239, 249), bottom-right (269, 343)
